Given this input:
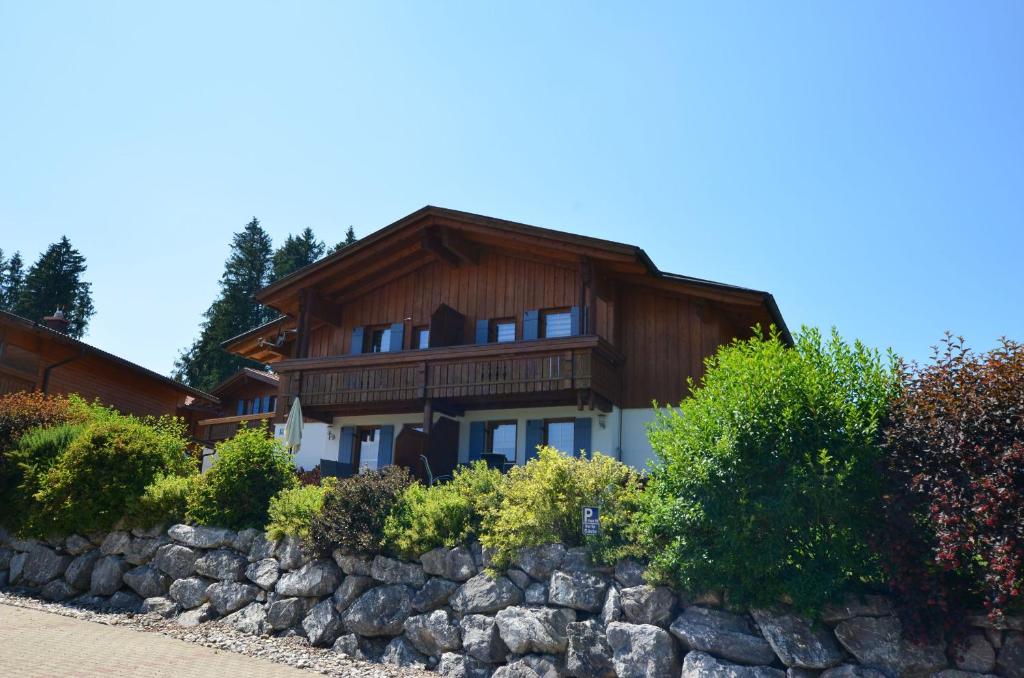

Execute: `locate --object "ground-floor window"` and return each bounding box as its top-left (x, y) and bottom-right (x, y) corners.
top-left (543, 418), bottom-right (575, 455)
top-left (486, 421), bottom-right (517, 461)
top-left (355, 426), bottom-right (381, 471)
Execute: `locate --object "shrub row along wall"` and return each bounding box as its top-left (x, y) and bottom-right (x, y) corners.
top-left (1, 526), bottom-right (1022, 678)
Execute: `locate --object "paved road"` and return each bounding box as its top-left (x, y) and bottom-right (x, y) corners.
top-left (0, 604), bottom-right (313, 677)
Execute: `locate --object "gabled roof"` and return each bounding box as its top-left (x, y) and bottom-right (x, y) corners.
top-left (0, 310), bottom-right (218, 404)
top-left (209, 367), bottom-right (279, 396)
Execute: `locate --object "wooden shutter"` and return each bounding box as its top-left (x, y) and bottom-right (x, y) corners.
top-left (350, 327), bottom-right (365, 355)
top-left (429, 303), bottom-right (466, 347)
top-left (570, 306), bottom-right (581, 336)
top-left (523, 310), bottom-right (539, 340)
top-left (469, 421), bottom-right (486, 461)
top-left (475, 319), bottom-right (489, 344)
top-left (388, 322), bottom-right (405, 352)
top-left (573, 417), bottom-right (592, 459)
top-left (525, 419), bottom-right (543, 462)
top-left (338, 426), bottom-right (355, 477)
top-left (236, 400), bottom-right (245, 416)
top-left (378, 425), bottom-right (395, 466)
top-left (262, 395), bottom-right (271, 413)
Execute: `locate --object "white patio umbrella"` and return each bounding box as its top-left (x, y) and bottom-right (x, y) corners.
top-left (283, 397), bottom-right (303, 454)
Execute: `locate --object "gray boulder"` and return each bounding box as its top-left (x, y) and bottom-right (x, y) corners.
top-left (303, 598), bottom-right (343, 646)
top-left (123, 565), bottom-right (170, 599)
top-left (267, 596), bottom-right (313, 630)
top-left (751, 608), bottom-right (843, 669)
top-left (614, 558), bottom-right (646, 588)
top-left (232, 528), bottom-right (260, 554)
top-left (371, 555), bottom-right (426, 587)
top-left (548, 570), bottom-right (608, 612)
top-left (492, 656), bottom-right (560, 678)
top-left (566, 619), bottom-right (615, 678)
top-left (605, 622), bottom-right (681, 678)
top-left (412, 576), bottom-right (459, 613)
top-left (620, 585), bottom-right (676, 627)
top-left (124, 537), bottom-right (166, 565)
top-left (194, 548), bottom-right (248, 581)
top-left (0, 546), bottom-right (13, 570)
top-left (0, 571), bottom-right (6, 588)
top-left (64, 549), bottom-right (101, 590)
top-left (21, 544), bottom-right (71, 585)
top-left (248, 533), bottom-right (277, 562)
top-left (176, 602), bottom-right (216, 627)
top-left (442, 545), bottom-right (478, 581)
top-left (420, 547), bottom-right (449, 576)
top-left (600, 585), bottom-right (623, 625)
top-left (275, 559), bottom-right (341, 597)
top-left (820, 594), bottom-right (895, 624)
top-left (820, 666), bottom-right (889, 678)
top-left (516, 544), bottom-right (566, 580)
top-left (834, 616), bottom-right (947, 678)
top-left (153, 543), bottom-right (198, 580)
top-left (461, 613), bottom-right (509, 663)
top-left (167, 524), bottom-right (234, 549)
top-left (506, 568), bottom-right (532, 591)
top-left (496, 605), bottom-right (572, 654)
top-left (670, 606), bottom-right (776, 666)
top-left (100, 531), bottom-right (132, 556)
top-left (64, 534), bottom-right (94, 556)
top-left (108, 590), bottom-right (144, 612)
top-left (952, 633), bottom-right (996, 674)
top-left (131, 524), bottom-right (165, 538)
top-left (90, 555), bottom-right (128, 596)
top-left (334, 574), bottom-right (375, 613)
top-left (206, 581), bottom-right (258, 615)
top-left (276, 535), bottom-right (305, 570)
top-left (168, 576), bottom-right (213, 609)
top-left (525, 582), bottom-right (548, 606)
top-left (404, 609), bottom-right (463, 656)
top-left (562, 547), bottom-right (594, 572)
top-left (333, 551), bottom-right (373, 576)
top-left (382, 636), bottom-right (429, 669)
top-left (332, 633), bottom-right (368, 660)
top-left (681, 651), bottom-right (786, 678)
top-left (224, 601), bottom-right (270, 634)
top-left (342, 584), bottom-right (413, 637)
top-left (996, 632), bottom-right (1024, 678)
top-left (245, 558), bottom-right (280, 590)
top-left (437, 652), bottom-right (494, 678)
top-left (40, 579), bottom-right (77, 601)
top-left (141, 596), bottom-right (180, 618)
top-left (8, 551), bottom-right (26, 584)
top-left (451, 573), bottom-right (525, 615)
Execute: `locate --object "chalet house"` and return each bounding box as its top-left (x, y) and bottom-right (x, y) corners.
top-left (225, 206), bottom-right (789, 477)
top-left (0, 309), bottom-right (216, 422)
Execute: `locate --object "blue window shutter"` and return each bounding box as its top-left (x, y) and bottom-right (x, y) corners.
top-left (338, 426), bottom-right (355, 467)
top-left (236, 400), bottom-right (245, 416)
top-left (525, 419), bottom-right (543, 462)
top-left (469, 421), bottom-right (486, 461)
top-left (570, 306), bottom-right (581, 336)
top-left (378, 425), bottom-right (395, 466)
top-left (252, 398), bottom-right (261, 414)
top-left (475, 319), bottom-right (489, 344)
top-left (262, 395), bottom-right (271, 413)
top-left (523, 310), bottom-right (539, 340)
top-left (350, 326), bottom-right (364, 355)
top-left (388, 322), bottom-right (405, 352)
top-left (573, 417), bottom-right (592, 459)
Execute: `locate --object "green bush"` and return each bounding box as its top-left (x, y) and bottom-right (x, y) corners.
top-left (31, 413), bottom-right (193, 536)
top-left (125, 472), bottom-right (196, 529)
top-left (266, 478), bottom-right (336, 541)
top-left (642, 326), bottom-right (895, 611)
top-left (384, 462), bottom-right (504, 558)
top-left (187, 427), bottom-right (297, 530)
top-left (0, 423), bottom-right (85, 534)
top-left (480, 447), bottom-right (645, 569)
top-left (310, 465), bottom-right (412, 556)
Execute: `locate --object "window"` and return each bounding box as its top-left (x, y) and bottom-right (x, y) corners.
top-left (414, 326), bottom-right (430, 349)
top-left (490, 319), bottom-right (516, 343)
top-left (486, 421), bottom-right (517, 461)
top-left (267, 396), bottom-right (277, 414)
top-left (544, 419), bottom-right (575, 455)
top-left (366, 326), bottom-right (392, 353)
top-left (542, 309), bottom-right (572, 338)
top-left (353, 426), bottom-right (381, 472)
top-left (251, 398), bottom-right (262, 414)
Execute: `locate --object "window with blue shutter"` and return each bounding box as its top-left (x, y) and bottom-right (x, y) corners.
top-left (525, 419), bottom-right (544, 462)
top-left (573, 417), bottom-right (592, 459)
top-left (236, 400), bottom-right (245, 416)
top-left (475, 319), bottom-right (489, 344)
top-left (350, 327), bottom-right (365, 355)
top-left (569, 306), bottom-right (581, 336)
top-left (378, 425), bottom-right (395, 466)
top-left (469, 421), bottom-right (486, 460)
top-left (262, 395), bottom-right (271, 414)
top-left (387, 323), bottom-right (405, 352)
top-left (523, 310), bottom-right (539, 341)
top-left (338, 426), bottom-right (355, 477)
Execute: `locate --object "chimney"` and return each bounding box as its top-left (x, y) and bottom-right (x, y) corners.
top-left (42, 307), bottom-right (70, 334)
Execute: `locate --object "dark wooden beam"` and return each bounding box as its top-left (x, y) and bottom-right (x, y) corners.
top-left (422, 229), bottom-right (462, 267)
top-left (296, 290), bottom-right (313, 358)
top-left (308, 291), bottom-right (343, 327)
top-left (440, 227), bottom-right (479, 265)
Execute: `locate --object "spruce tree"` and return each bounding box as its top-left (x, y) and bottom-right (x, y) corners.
top-left (173, 218), bottom-right (275, 392)
top-left (4, 252), bottom-right (25, 309)
top-left (271, 227), bottom-right (325, 281)
top-left (330, 225), bottom-right (358, 253)
top-left (14, 237), bottom-right (94, 337)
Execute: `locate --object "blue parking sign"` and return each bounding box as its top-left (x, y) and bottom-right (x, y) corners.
top-left (582, 506), bottom-right (600, 536)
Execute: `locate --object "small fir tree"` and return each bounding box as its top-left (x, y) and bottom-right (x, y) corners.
top-left (331, 225), bottom-right (357, 253)
top-left (271, 227), bottom-right (326, 281)
top-left (14, 237), bottom-right (94, 337)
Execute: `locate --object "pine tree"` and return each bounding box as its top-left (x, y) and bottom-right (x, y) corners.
top-left (14, 237), bottom-right (94, 337)
top-left (173, 218), bottom-right (275, 392)
top-left (271, 227), bottom-right (325, 282)
top-left (0, 250), bottom-right (25, 311)
top-left (330, 225), bottom-right (358, 253)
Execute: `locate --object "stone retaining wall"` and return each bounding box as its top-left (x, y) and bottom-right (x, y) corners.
top-left (0, 526), bottom-right (1021, 678)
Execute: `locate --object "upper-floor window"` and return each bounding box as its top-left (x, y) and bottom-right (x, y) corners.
top-left (414, 326), bottom-right (430, 349)
top-left (542, 309), bottom-right (572, 339)
top-left (366, 326), bottom-right (392, 353)
top-left (544, 418), bottom-right (575, 455)
top-left (486, 420), bottom-right (517, 461)
top-left (490, 319), bottom-right (516, 343)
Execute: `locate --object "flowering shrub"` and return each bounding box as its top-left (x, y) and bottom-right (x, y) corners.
top-left (879, 335), bottom-right (1024, 626)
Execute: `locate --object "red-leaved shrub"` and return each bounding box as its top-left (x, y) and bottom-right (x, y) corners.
top-left (0, 391), bottom-right (80, 452)
top-left (879, 334), bottom-right (1024, 630)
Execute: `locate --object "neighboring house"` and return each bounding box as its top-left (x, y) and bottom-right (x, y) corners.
top-left (193, 367), bottom-right (279, 471)
top-left (0, 309), bottom-right (217, 421)
top-left (225, 206), bottom-right (790, 477)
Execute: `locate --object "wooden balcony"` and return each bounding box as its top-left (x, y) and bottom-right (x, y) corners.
top-left (196, 412), bottom-right (275, 444)
top-left (275, 336), bottom-right (622, 414)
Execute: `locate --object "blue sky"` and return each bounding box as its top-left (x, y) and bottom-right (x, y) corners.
top-left (1, 2), bottom-right (1021, 376)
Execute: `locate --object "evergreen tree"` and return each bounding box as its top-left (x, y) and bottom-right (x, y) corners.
top-left (14, 237), bottom-right (94, 337)
top-left (173, 218), bottom-right (275, 392)
top-left (0, 250), bottom-right (26, 311)
top-left (271, 227), bottom-right (325, 281)
top-left (330, 225), bottom-right (358, 253)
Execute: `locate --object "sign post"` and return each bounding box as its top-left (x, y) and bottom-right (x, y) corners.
top-left (582, 506), bottom-right (600, 536)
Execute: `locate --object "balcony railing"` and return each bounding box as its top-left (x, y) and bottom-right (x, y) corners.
top-left (275, 336), bottom-right (622, 411)
top-left (196, 412), bottom-right (275, 444)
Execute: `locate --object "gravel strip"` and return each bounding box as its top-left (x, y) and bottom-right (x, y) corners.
top-left (0, 590), bottom-right (433, 678)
